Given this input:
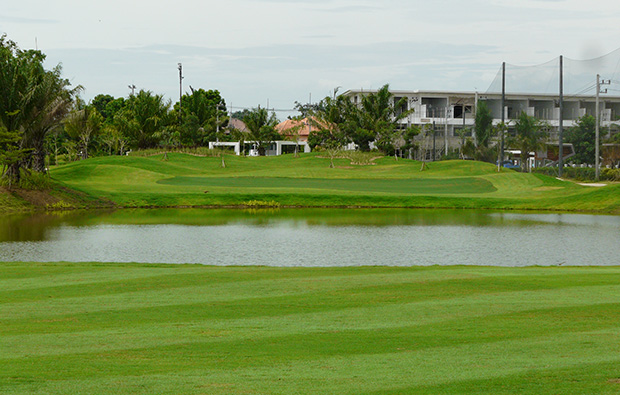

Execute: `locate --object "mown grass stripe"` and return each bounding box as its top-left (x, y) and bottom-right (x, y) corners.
top-left (3, 264), bottom-right (620, 394)
top-left (4, 268), bottom-right (620, 323)
top-left (2, 327), bottom-right (620, 394)
top-left (3, 301), bottom-right (620, 361)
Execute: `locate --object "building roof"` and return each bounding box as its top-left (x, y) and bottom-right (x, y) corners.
top-left (228, 118), bottom-right (248, 133)
top-left (275, 117), bottom-right (325, 140)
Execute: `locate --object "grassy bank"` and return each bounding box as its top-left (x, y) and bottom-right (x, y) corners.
top-left (0, 183), bottom-right (113, 213)
top-left (2, 262), bottom-right (620, 394)
top-left (37, 152), bottom-right (619, 213)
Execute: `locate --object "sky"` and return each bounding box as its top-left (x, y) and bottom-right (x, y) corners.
top-left (2, 0), bottom-right (620, 118)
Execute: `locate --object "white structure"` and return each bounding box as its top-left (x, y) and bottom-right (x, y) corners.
top-left (209, 141), bottom-right (311, 156)
top-left (342, 89), bottom-right (620, 157)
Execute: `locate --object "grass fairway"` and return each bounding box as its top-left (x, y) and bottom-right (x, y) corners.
top-left (2, 263), bottom-right (620, 394)
top-left (45, 153), bottom-right (620, 212)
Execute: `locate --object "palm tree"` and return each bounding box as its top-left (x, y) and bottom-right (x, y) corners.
top-left (64, 103), bottom-right (103, 160)
top-left (243, 107), bottom-right (280, 156)
top-left (513, 112), bottom-right (548, 172)
top-left (354, 84), bottom-right (413, 153)
top-left (308, 95), bottom-right (351, 167)
top-left (0, 35), bottom-right (79, 182)
top-left (125, 90), bottom-right (171, 149)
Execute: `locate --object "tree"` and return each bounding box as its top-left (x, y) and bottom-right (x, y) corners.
top-left (177, 88), bottom-right (228, 146)
top-left (352, 84), bottom-right (413, 152)
top-left (474, 101), bottom-right (494, 148)
top-left (0, 126), bottom-right (29, 188)
top-left (513, 112), bottom-right (548, 172)
top-left (243, 107), bottom-right (280, 156)
top-left (0, 34), bottom-right (78, 182)
top-left (284, 121), bottom-right (304, 157)
top-left (91, 94), bottom-right (115, 121)
top-left (308, 95), bottom-right (351, 167)
top-left (566, 115), bottom-right (596, 165)
top-left (64, 103), bottom-right (103, 160)
top-left (472, 101), bottom-right (496, 162)
top-left (294, 101), bottom-right (322, 119)
top-left (402, 124), bottom-right (421, 159)
top-left (124, 90), bottom-right (171, 149)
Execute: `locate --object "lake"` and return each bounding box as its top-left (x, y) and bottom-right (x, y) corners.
top-left (0, 208), bottom-right (618, 266)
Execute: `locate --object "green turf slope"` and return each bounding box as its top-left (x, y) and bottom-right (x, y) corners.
top-left (49, 153), bottom-right (620, 212)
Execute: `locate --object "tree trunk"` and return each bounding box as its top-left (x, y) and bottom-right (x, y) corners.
top-left (31, 149), bottom-right (46, 173)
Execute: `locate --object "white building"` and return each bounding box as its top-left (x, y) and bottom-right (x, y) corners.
top-left (342, 89), bottom-right (620, 159)
top-left (209, 141), bottom-right (310, 156)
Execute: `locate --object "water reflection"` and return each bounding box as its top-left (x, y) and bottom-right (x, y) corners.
top-left (0, 208), bottom-right (618, 266)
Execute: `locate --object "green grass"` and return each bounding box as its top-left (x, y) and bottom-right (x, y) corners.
top-left (2, 262), bottom-right (620, 394)
top-left (0, 152), bottom-right (611, 212)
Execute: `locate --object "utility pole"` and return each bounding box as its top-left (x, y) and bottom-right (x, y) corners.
top-left (500, 62), bottom-right (505, 168)
top-left (444, 106), bottom-right (449, 156)
top-left (473, 91), bottom-right (478, 144)
top-left (178, 63), bottom-right (183, 125)
top-left (432, 120), bottom-right (436, 161)
top-left (595, 74), bottom-right (610, 181)
top-left (558, 56), bottom-right (564, 177)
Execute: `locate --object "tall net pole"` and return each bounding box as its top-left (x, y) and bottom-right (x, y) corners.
top-left (596, 74), bottom-right (600, 181)
top-left (497, 62), bottom-right (504, 171)
top-left (558, 56), bottom-right (564, 177)
top-left (178, 63), bottom-right (183, 126)
top-left (500, 62), bottom-right (505, 168)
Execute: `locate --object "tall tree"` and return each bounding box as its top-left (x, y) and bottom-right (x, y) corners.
top-left (474, 101), bottom-right (494, 148)
top-left (124, 90), bottom-right (171, 149)
top-left (0, 126), bottom-right (29, 188)
top-left (243, 107), bottom-right (280, 156)
top-left (472, 101), bottom-right (496, 162)
top-left (352, 84), bottom-right (413, 152)
top-left (513, 112), bottom-right (548, 172)
top-left (308, 95), bottom-right (351, 167)
top-left (177, 88), bottom-right (228, 146)
top-left (64, 103), bottom-right (103, 160)
top-left (0, 34), bottom-right (78, 181)
top-left (91, 94), bottom-right (115, 121)
top-left (566, 114), bottom-right (596, 165)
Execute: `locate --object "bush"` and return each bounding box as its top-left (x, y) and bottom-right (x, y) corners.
top-left (19, 171), bottom-right (52, 190)
top-left (128, 147), bottom-right (229, 157)
top-left (601, 168), bottom-right (620, 181)
top-left (345, 151), bottom-right (380, 165)
top-left (0, 170), bottom-right (51, 190)
top-left (533, 166), bottom-right (620, 182)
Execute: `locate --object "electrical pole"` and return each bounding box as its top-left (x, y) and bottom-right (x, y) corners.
top-left (445, 106), bottom-right (449, 157)
top-left (474, 91), bottom-right (478, 144)
top-left (178, 63), bottom-right (183, 125)
top-left (500, 62), bottom-right (505, 169)
top-left (595, 74), bottom-right (610, 181)
top-left (558, 56), bottom-right (564, 177)
top-left (432, 121), bottom-right (436, 161)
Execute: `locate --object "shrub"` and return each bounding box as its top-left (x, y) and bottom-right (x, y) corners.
top-left (533, 166), bottom-right (620, 182)
top-left (242, 200), bottom-right (281, 208)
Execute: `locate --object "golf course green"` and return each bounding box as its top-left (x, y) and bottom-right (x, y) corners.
top-left (27, 152), bottom-right (620, 213)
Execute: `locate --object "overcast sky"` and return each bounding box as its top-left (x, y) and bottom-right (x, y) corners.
top-left (2, 0), bottom-right (620, 117)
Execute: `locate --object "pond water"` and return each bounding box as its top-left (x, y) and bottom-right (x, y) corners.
top-left (0, 208), bottom-right (619, 266)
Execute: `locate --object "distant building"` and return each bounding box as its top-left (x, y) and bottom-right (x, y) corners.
top-left (342, 89), bottom-right (620, 160)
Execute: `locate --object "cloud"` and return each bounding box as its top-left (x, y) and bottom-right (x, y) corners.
top-left (0, 15), bottom-right (58, 24)
top-left (42, 40), bottom-right (503, 118)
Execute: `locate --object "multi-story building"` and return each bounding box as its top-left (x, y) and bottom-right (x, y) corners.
top-left (342, 89), bottom-right (620, 161)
